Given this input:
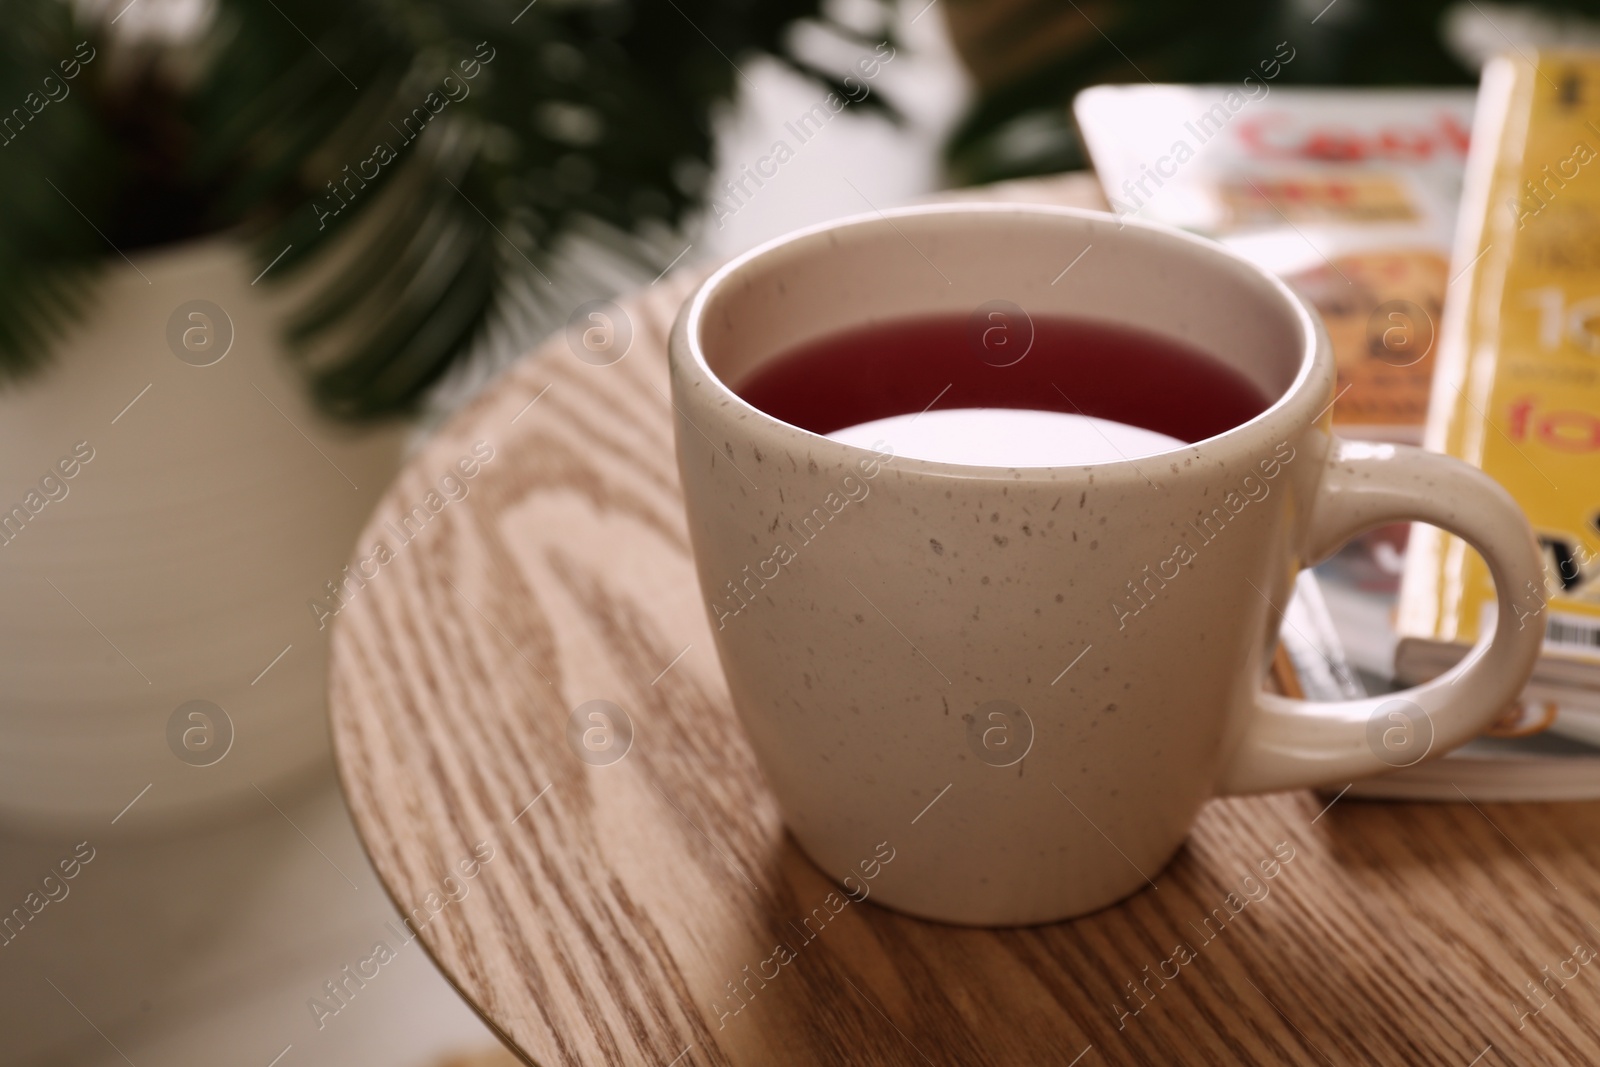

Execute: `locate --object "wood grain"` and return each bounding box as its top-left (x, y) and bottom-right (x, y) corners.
top-left (329, 176), bottom-right (1600, 1066)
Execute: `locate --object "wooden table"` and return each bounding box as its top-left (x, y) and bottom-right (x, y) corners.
top-left (329, 176), bottom-right (1600, 1066)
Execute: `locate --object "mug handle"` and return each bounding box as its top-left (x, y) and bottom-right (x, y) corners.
top-left (1218, 438), bottom-right (1546, 795)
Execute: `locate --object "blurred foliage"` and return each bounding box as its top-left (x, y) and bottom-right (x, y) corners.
top-left (0, 0), bottom-right (889, 419)
top-left (15, 0), bottom-right (1599, 418)
top-left (945, 0), bottom-right (1600, 185)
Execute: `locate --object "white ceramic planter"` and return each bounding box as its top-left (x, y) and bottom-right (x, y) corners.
top-left (0, 238), bottom-right (406, 828)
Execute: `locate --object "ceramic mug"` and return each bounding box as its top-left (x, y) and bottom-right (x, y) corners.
top-left (668, 203), bottom-right (1543, 925)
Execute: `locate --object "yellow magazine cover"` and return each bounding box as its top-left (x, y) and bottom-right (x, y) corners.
top-left (1398, 51), bottom-right (1600, 691)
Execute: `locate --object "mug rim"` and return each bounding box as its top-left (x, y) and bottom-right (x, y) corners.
top-left (674, 202), bottom-right (1329, 483)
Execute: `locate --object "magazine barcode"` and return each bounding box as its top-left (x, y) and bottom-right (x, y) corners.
top-left (1545, 613), bottom-right (1600, 654)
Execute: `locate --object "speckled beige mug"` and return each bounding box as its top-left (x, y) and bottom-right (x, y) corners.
top-left (669, 203), bottom-right (1544, 925)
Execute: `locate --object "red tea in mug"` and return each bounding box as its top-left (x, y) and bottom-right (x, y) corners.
top-left (735, 313), bottom-right (1271, 465)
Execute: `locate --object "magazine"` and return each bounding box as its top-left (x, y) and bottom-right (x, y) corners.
top-left (1075, 84), bottom-right (1473, 441)
top-left (1389, 51), bottom-right (1600, 787)
top-left (1078, 79), bottom-right (1600, 799)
